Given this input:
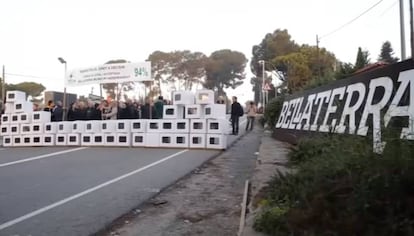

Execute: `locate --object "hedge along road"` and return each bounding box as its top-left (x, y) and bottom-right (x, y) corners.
top-left (0, 119), bottom-right (246, 236)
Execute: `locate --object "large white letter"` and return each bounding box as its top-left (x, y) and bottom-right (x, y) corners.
top-left (296, 94), bottom-right (316, 130)
top-left (384, 69), bottom-right (414, 140)
top-left (281, 100), bottom-right (296, 129)
top-left (288, 97), bottom-right (304, 129)
top-left (319, 86), bottom-right (346, 132)
top-left (357, 77), bottom-right (393, 153)
top-left (275, 101), bottom-right (289, 128)
top-left (310, 90), bottom-right (332, 131)
top-left (335, 83), bottom-right (366, 134)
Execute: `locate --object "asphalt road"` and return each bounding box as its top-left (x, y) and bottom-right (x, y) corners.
top-left (0, 119), bottom-right (247, 236)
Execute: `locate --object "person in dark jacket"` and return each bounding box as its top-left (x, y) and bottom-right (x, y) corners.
top-left (52, 101), bottom-right (63, 121)
top-left (154, 96), bottom-right (164, 119)
top-left (230, 96), bottom-right (243, 135)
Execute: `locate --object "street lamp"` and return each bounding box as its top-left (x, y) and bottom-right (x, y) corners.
top-left (58, 57), bottom-right (67, 121)
top-left (258, 60), bottom-right (266, 112)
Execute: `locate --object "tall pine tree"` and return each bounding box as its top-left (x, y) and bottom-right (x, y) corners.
top-left (378, 41), bottom-right (399, 63)
top-left (354, 47), bottom-right (370, 70)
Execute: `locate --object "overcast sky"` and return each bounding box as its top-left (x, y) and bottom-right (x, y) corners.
top-left (0, 0), bottom-right (411, 103)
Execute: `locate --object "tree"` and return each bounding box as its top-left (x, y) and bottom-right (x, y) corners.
top-left (6, 82), bottom-right (46, 97)
top-left (354, 47), bottom-right (370, 70)
top-left (204, 49), bottom-right (247, 97)
top-left (250, 29), bottom-right (299, 103)
top-left (274, 52), bottom-right (312, 92)
top-left (335, 62), bottom-right (356, 80)
top-left (147, 50), bottom-right (207, 96)
top-left (102, 59), bottom-right (135, 99)
top-left (378, 41), bottom-right (399, 64)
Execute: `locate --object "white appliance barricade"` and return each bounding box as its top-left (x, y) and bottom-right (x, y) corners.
top-left (116, 120), bottom-right (131, 133)
top-left (190, 119), bottom-right (207, 134)
top-left (56, 134), bottom-right (68, 146)
top-left (81, 134), bottom-right (93, 146)
top-left (174, 134), bottom-right (189, 148)
top-left (72, 121), bottom-right (86, 133)
top-left (19, 113), bottom-right (32, 124)
top-left (3, 136), bottom-right (13, 147)
top-left (13, 136), bottom-right (23, 147)
top-left (206, 134), bottom-right (227, 149)
top-left (172, 91), bottom-right (195, 105)
top-left (104, 134), bottom-right (116, 145)
top-left (10, 114), bottom-right (19, 124)
top-left (116, 133), bottom-right (131, 146)
top-left (163, 105), bottom-right (185, 119)
top-left (131, 120), bottom-right (147, 133)
top-left (159, 134), bottom-right (174, 147)
top-left (204, 104), bottom-right (226, 119)
top-left (57, 122), bottom-right (72, 133)
top-left (10, 124), bottom-right (20, 135)
top-left (132, 133), bottom-right (146, 147)
top-left (147, 120), bottom-right (162, 133)
top-left (0, 125), bottom-right (10, 136)
top-left (161, 120), bottom-right (175, 133)
top-left (195, 90), bottom-right (214, 105)
top-left (20, 124), bottom-right (31, 135)
top-left (175, 119), bottom-right (190, 133)
top-left (32, 111), bottom-right (51, 123)
top-left (31, 135), bottom-right (43, 146)
top-left (31, 123), bottom-right (44, 134)
top-left (1, 114), bottom-right (11, 124)
top-left (101, 120), bottom-right (117, 133)
top-left (6, 91), bottom-right (26, 103)
top-left (85, 121), bottom-right (101, 133)
top-left (43, 134), bottom-right (56, 146)
top-left (189, 134), bottom-right (206, 149)
top-left (14, 101), bottom-right (33, 113)
top-left (186, 105), bottom-right (203, 119)
top-left (207, 119), bottom-right (228, 134)
top-left (44, 123), bottom-right (58, 134)
top-left (68, 134), bottom-right (81, 146)
top-left (145, 133), bottom-right (160, 147)
top-left (92, 133), bottom-right (105, 146)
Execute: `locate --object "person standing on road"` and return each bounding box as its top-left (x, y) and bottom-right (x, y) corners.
top-left (230, 96), bottom-right (243, 135)
top-left (245, 101), bottom-right (257, 131)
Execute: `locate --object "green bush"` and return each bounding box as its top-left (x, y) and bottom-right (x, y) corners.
top-left (254, 135), bottom-right (414, 236)
top-left (264, 96), bottom-right (285, 128)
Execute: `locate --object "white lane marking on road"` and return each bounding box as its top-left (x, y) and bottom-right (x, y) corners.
top-left (0, 149), bottom-right (189, 231)
top-left (0, 147), bottom-right (88, 168)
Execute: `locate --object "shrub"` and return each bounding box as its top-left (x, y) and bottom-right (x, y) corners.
top-left (264, 96), bottom-right (285, 128)
top-left (254, 135), bottom-right (414, 236)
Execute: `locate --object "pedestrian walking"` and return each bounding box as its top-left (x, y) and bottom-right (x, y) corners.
top-left (245, 101), bottom-right (257, 131)
top-left (230, 96), bottom-right (243, 135)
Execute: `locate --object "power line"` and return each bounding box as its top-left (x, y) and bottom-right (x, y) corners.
top-left (321, 0), bottom-right (385, 39)
top-left (379, 0), bottom-right (398, 17)
top-left (5, 73), bottom-right (58, 81)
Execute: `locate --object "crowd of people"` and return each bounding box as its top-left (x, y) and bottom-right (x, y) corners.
top-left (35, 96), bottom-right (169, 122)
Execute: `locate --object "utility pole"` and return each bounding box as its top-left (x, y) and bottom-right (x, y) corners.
top-left (2, 65), bottom-right (5, 102)
top-left (400, 0), bottom-right (407, 60)
top-left (316, 35), bottom-right (321, 78)
top-left (410, 0), bottom-right (414, 59)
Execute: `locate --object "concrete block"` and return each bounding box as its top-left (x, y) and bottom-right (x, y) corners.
top-left (206, 134), bottom-right (227, 149)
top-left (163, 105), bottom-right (185, 119)
top-left (189, 134), bottom-right (206, 149)
top-left (204, 104), bottom-right (226, 119)
top-left (186, 105), bottom-right (203, 119)
top-left (195, 90), bottom-right (214, 105)
top-left (32, 111), bottom-right (51, 123)
top-left (173, 91), bottom-right (195, 105)
top-left (190, 119), bottom-right (207, 134)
